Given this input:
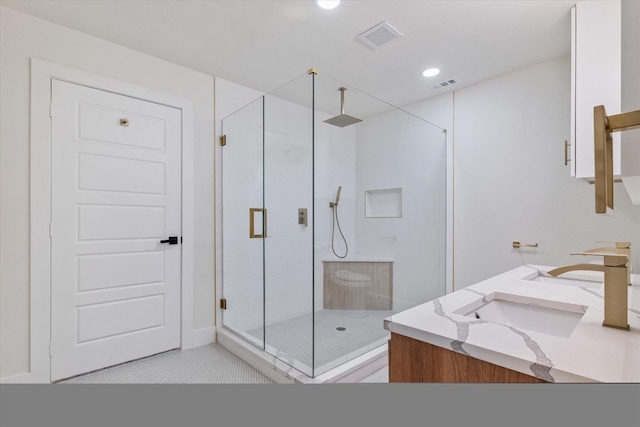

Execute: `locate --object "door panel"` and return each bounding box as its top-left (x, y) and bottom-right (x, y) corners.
top-left (78, 154), bottom-right (166, 194)
top-left (77, 205), bottom-right (165, 240)
top-left (77, 295), bottom-right (165, 343)
top-left (77, 251), bottom-right (165, 291)
top-left (78, 102), bottom-right (166, 150)
top-left (50, 80), bottom-right (182, 381)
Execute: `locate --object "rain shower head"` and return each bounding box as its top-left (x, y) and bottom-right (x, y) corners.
top-left (323, 87), bottom-right (362, 128)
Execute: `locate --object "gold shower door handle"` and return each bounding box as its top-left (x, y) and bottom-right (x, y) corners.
top-left (249, 208), bottom-right (267, 238)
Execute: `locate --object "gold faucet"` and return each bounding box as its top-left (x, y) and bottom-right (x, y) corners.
top-left (547, 252), bottom-right (630, 331)
top-left (583, 241), bottom-right (631, 286)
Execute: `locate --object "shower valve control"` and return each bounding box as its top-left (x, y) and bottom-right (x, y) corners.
top-left (298, 208), bottom-right (308, 227)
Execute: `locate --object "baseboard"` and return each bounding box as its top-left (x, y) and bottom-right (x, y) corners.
top-left (0, 371), bottom-right (45, 384)
top-left (191, 326), bottom-right (216, 348)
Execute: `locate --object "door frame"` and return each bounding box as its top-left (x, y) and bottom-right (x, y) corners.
top-left (28, 58), bottom-right (195, 383)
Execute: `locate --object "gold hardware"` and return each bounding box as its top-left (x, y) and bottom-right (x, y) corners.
top-left (249, 208), bottom-right (267, 238)
top-left (120, 118), bottom-right (129, 127)
top-left (607, 110), bottom-right (640, 132)
top-left (564, 140), bottom-right (571, 165)
top-left (593, 105), bottom-right (611, 213)
top-left (513, 241), bottom-right (538, 249)
top-left (220, 298), bottom-right (227, 310)
top-left (298, 208), bottom-right (308, 226)
top-left (594, 106), bottom-right (640, 213)
top-left (219, 135), bottom-right (227, 146)
top-left (307, 68), bottom-right (319, 75)
top-left (548, 252), bottom-right (629, 330)
top-left (587, 179), bottom-right (623, 184)
top-left (589, 241), bottom-right (632, 286)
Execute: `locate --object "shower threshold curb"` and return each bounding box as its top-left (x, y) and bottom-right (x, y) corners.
top-left (216, 327), bottom-right (388, 384)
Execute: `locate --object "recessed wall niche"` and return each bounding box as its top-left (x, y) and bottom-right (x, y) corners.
top-left (365, 187), bottom-right (402, 218)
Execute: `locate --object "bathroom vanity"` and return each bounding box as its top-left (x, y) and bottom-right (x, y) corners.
top-left (385, 265), bottom-right (640, 383)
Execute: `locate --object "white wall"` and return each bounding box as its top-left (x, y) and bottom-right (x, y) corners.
top-left (0, 7), bottom-right (215, 380)
top-left (451, 55), bottom-right (640, 289)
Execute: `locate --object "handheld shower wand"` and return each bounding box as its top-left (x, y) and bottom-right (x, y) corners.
top-left (330, 186), bottom-right (342, 208)
top-left (330, 186), bottom-right (348, 258)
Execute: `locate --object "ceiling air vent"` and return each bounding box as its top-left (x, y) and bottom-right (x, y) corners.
top-left (432, 79), bottom-right (457, 90)
top-left (356, 21), bottom-right (403, 49)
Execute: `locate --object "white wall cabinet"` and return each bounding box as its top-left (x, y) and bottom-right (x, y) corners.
top-left (570, 1), bottom-right (621, 180)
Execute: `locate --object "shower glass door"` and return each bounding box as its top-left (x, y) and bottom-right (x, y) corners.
top-left (220, 97), bottom-right (265, 349)
top-left (221, 73), bottom-right (316, 376)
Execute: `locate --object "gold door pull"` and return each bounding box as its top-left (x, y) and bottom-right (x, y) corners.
top-left (249, 208), bottom-right (267, 238)
top-left (513, 241), bottom-right (538, 249)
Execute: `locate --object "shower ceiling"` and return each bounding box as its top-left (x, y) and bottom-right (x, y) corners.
top-left (0, 0), bottom-right (575, 113)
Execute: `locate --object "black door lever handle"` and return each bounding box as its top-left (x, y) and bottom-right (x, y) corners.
top-left (160, 236), bottom-right (178, 245)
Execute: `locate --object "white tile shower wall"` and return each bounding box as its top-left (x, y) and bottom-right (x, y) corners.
top-left (313, 120), bottom-right (357, 310)
top-left (355, 110), bottom-right (448, 310)
top-left (263, 95), bottom-right (357, 324)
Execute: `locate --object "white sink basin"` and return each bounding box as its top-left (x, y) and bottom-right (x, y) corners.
top-left (454, 292), bottom-right (587, 338)
top-left (521, 270), bottom-right (603, 289)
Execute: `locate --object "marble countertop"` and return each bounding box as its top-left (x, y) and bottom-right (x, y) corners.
top-left (384, 265), bottom-right (640, 383)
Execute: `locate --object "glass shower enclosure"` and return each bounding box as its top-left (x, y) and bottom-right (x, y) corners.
top-left (220, 70), bottom-right (447, 378)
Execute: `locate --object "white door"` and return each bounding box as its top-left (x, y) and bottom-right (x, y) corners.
top-left (50, 80), bottom-right (182, 381)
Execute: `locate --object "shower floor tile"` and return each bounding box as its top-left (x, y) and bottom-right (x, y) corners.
top-left (245, 308), bottom-right (395, 372)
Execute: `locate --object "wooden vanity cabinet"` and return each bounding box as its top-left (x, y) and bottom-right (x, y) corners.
top-left (388, 333), bottom-right (548, 383)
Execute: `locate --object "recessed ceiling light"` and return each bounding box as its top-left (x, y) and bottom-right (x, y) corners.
top-left (422, 68), bottom-right (440, 78)
top-left (316, 0), bottom-right (340, 10)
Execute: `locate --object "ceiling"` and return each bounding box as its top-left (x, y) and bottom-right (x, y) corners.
top-left (1, 0), bottom-right (576, 111)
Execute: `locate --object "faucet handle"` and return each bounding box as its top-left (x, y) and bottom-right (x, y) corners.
top-left (582, 246), bottom-right (630, 256)
top-left (595, 241), bottom-right (630, 249)
top-left (571, 252), bottom-right (628, 266)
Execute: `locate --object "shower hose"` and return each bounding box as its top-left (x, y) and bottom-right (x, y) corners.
top-left (331, 203), bottom-right (348, 259)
